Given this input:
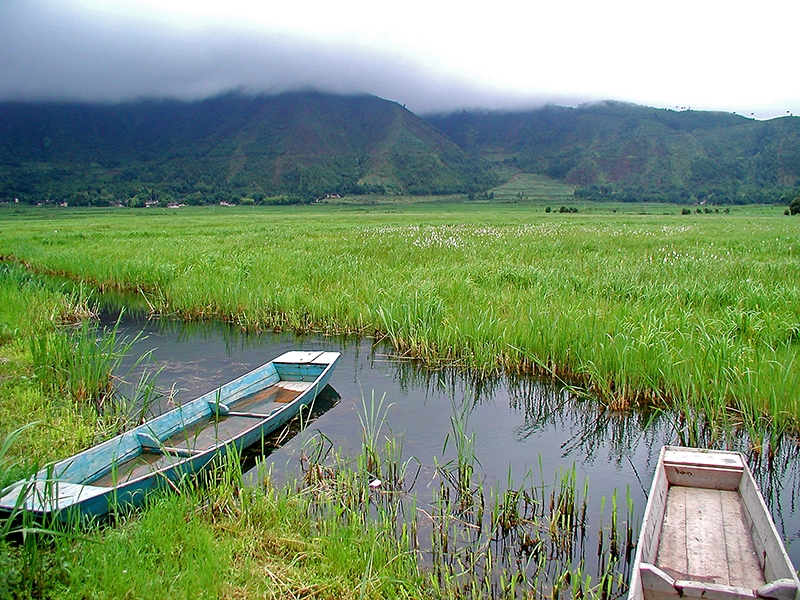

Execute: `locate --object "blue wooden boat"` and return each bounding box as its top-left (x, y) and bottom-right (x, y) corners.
top-left (0, 350), bottom-right (339, 519)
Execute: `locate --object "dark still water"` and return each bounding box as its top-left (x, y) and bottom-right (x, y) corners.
top-left (109, 313), bottom-right (800, 567)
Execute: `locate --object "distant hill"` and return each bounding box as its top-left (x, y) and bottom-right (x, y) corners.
top-left (0, 92), bottom-right (497, 205)
top-left (2, 94), bottom-right (799, 206)
top-left (426, 101), bottom-right (800, 204)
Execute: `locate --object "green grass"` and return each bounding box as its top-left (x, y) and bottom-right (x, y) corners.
top-left (0, 458), bottom-right (424, 599)
top-left (1, 203), bottom-right (799, 447)
top-left (0, 266), bottom-right (110, 482)
top-left (0, 270), bottom-right (424, 599)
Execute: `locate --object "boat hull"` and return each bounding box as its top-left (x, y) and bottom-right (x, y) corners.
top-left (1, 350), bottom-right (339, 519)
top-left (629, 446), bottom-right (799, 600)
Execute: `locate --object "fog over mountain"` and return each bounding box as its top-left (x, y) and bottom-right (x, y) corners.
top-left (0, 2), bottom-right (570, 115)
top-left (2, 1), bottom-right (798, 118)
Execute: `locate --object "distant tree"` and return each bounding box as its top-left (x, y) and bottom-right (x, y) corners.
top-left (790, 196), bottom-right (800, 215)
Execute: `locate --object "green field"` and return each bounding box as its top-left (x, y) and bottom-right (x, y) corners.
top-left (1, 202), bottom-right (798, 444)
top-left (1, 201), bottom-right (799, 598)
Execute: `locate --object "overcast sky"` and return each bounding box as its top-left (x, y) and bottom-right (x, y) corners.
top-left (1, 0), bottom-right (798, 118)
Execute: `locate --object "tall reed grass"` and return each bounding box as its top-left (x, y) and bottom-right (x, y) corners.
top-left (1, 206), bottom-right (798, 439)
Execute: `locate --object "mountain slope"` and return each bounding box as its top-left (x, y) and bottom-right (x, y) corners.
top-left (427, 101), bottom-right (800, 203)
top-left (0, 92), bottom-right (497, 204)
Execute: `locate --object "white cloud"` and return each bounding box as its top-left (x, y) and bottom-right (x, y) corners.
top-left (1, 0), bottom-right (798, 118)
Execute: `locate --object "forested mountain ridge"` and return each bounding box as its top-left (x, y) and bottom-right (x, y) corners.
top-left (0, 92), bottom-right (497, 205)
top-left (2, 94), bottom-right (799, 206)
top-left (426, 101), bottom-right (800, 204)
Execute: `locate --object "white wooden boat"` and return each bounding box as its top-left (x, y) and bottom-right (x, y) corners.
top-left (0, 350), bottom-right (339, 519)
top-left (629, 446), bottom-right (799, 600)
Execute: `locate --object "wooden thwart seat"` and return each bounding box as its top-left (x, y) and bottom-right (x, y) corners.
top-left (641, 563), bottom-right (797, 600)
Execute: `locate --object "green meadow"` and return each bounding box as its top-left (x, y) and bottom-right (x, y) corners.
top-left (1, 201), bottom-right (798, 443)
top-left (1, 200), bottom-right (798, 598)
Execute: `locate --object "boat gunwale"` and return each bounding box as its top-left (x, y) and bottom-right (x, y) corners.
top-left (0, 351), bottom-right (339, 516)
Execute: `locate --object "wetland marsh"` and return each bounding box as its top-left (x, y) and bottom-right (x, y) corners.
top-left (1, 202), bottom-right (799, 598)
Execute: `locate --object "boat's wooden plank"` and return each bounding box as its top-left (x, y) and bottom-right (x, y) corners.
top-left (757, 579), bottom-right (799, 600)
top-left (719, 489), bottom-right (764, 589)
top-left (166, 415), bottom-right (267, 453)
top-left (685, 488), bottom-right (730, 585)
top-left (629, 447), bottom-right (672, 600)
top-left (664, 465), bottom-right (742, 491)
top-left (657, 485), bottom-right (689, 580)
top-left (91, 451), bottom-right (185, 487)
top-left (207, 364), bottom-right (280, 407)
top-left (311, 352), bottom-right (341, 365)
top-left (229, 385), bottom-right (301, 410)
top-left (674, 580), bottom-right (758, 600)
top-left (639, 457), bottom-right (671, 563)
top-left (663, 447), bottom-right (743, 491)
top-left (273, 351), bottom-right (324, 364)
top-left (55, 434), bottom-right (142, 482)
top-left (640, 563), bottom-right (677, 594)
top-left (273, 365), bottom-right (323, 381)
top-left (149, 446), bottom-right (202, 458)
top-left (738, 468), bottom-right (797, 585)
top-left (657, 486), bottom-right (766, 590)
top-left (226, 410), bottom-right (278, 419)
top-left (276, 381), bottom-right (314, 392)
top-left (0, 480), bottom-right (111, 512)
top-left (663, 448), bottom-right (745, 471)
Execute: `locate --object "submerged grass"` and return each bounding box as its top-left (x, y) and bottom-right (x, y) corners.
top-left (423, 400), bottom-right (636, 600)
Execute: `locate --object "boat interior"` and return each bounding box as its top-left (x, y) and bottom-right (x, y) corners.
top-left (0, 351), bottom-right (339, 516)
top-left (636, 447), bottom-right (799, 600)
top-left (90, 380), bottom-right (315, 486)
